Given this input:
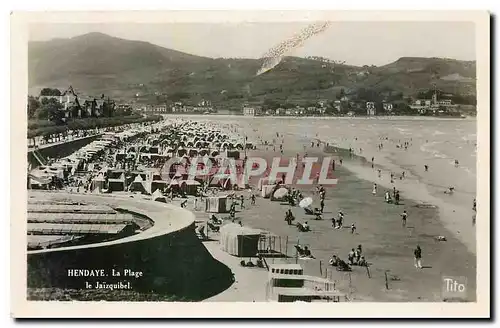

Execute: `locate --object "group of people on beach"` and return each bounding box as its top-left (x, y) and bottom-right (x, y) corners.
top-left (329, 244), bottom-right (367, 271)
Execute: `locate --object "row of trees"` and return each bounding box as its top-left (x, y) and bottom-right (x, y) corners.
top-left (28, 114), bottom-right (163, 138)
top-left (28, 96), bottom-right (64, 122)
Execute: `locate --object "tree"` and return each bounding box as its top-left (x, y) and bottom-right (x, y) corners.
top-left (336, 88), bottom-right (346, 100)
top-left (35, 98), bottom-right (64, 122)
top-left (40, 88), bottom-right (62, 96)
top-left (27, 96), bottom-right (40, 119)
top-left (263, 98), bottom-right (280, 110)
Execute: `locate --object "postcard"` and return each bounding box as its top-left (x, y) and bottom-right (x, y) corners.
top-left (11, 10), bottom-right (490, 318)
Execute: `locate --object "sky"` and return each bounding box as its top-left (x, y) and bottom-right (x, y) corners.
top-left (29, 22), bottom-right (476, 66)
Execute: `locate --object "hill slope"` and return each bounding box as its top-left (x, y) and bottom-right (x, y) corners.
top-left (28, 33), bottom-right (476, 106)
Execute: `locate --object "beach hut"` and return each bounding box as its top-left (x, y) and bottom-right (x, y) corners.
top-left (180, 179), bottom-right (200, 195)
top-left (91, 175), bottom-right (106, 192)
top-left (258, 177), bottom-right (278, 191)
top-left (129, 175), bottom-right (147, 194)
top-left (226, 150), bottom-right (240, 160)
top-left (188, 149), bottom-right (198, 157)
top-left (219, 223), bottom-right (261, 257)
top-left (150, 180), bottom-right (168, 194)
top-left (107, 170), bottom-right (126, 192)
top-left (205, 196), bottom-right (228, 213)
top-left (261, 184), bottom-right (275, 198)
top-left (28, 173), bottom-right (51, 189)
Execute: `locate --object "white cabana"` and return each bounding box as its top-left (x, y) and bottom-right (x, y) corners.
top-left (205, 196), bottom-right (228, 213)
top-left (219, 223), bottom-right (261, 257)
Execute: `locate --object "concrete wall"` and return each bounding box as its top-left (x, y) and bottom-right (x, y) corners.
top-left (28, 135), bottom-right (102, 167)
top-left (27, 193), bottom-right (234, 301)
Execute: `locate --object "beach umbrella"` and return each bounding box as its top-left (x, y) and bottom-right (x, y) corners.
top-left (299, 197), bottom-right (313, 208)
top-left (273, 187), bottom-right (289, 199)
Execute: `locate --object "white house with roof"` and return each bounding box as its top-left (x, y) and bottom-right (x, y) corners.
top-left (243, 106), bottom-right (262, 116)
top-left (366, 102), bottom-right (376, 116)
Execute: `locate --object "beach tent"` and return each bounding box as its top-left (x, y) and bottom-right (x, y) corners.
top-left (188, 149), bottom-right (198, 157)
top-left (258, 177), bottom-right (278, 191)
top-left (151, 189), bottom-right (167, 203)
top-left (205, 196), bottom-right (228, 213)
top-left (150, 180), bottom-right (168, 193)
top-left (129, 175), bottom-right (147, 194)
top-left (226, 150), bottom-right (240, 160)
top-left (91, 175), bottom-right (106, 192)
top-left (180, 179), bottom-right (200, 195)
top-left (219, 223), bottom-right (261, 257)
top-left (28, 173), bottom-right (51, 189)
top-left (209, 176), bottom-right (233, 190)
top-left (261, 184), bottom-right (275, 198)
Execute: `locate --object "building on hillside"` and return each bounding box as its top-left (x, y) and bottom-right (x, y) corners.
top-left (198, 99), bottom-right (212, 107)
top-left (243, 106), bottom-right (262, 116)
top-left (409, 89), bottom-right (458, 114)
top-left (366, 102), bottom-right (376, 116)
top-left (383, 102), bottom-right (393, 113)
top-left (333, 100), bottom-right (341, 113)
top-left (154, 105), bottom-right (167, 113)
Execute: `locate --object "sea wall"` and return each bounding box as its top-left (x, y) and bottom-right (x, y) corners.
top-left (27, 192), bottom-right (234, 301)
top-left (28, 134), bottom-right (102, 166)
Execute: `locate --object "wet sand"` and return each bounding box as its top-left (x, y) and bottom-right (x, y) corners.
top-left (238, 147), bottom-right (476, 301)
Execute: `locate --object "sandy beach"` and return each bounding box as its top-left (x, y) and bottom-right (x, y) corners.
top-left (173, 115), bottom-right (477, 252)
top-left (168, 115), bottom-right (477, 301)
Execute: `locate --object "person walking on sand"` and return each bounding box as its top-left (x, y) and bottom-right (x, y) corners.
top-left (351, 223), bottom-right (356, 234)
top-left (395, 190), bottom-right (400, 205)
top-left (320, 198), bottom-right (325, 213)
top-left (348, 248), bottom-right (356, 265)
top-left (251, 194), bottom-right (256, 205)
top-left (401, 210), bottom-right (408, 227)
top-left (414, 245), bottom-right (422, 269)
top-left (424, 164), bottom-right (429, 172)
top-left (372, 183), bottom-right (377, 195)
top-left (336, 211), bottom-right (344, 229)
top-left (378, 169), bottom-right (382, 178)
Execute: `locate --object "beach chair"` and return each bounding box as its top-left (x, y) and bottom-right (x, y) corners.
top-left (304, 207), bottom-right (314, 215)
top-left (207, 221), bottom-right (220, 233)
top-left (336, 259), bottom-right (352, 272)
top-left (296, 223), bottom-right (310, 232)
top-left (196, 225), bottom-right (208, 240)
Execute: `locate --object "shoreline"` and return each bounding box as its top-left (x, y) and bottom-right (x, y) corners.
top-left (321, 142), bottom-right (476, 254)
top-left (228, 144), bottom-right (476, 301)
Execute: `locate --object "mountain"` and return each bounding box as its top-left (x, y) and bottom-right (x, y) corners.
top-left (28, 33), bottom-right (476, 107)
